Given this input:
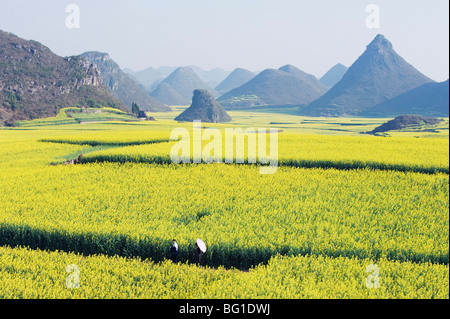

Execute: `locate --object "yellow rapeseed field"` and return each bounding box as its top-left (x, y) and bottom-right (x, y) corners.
top-left (0, 119), bottom-right (448, 298)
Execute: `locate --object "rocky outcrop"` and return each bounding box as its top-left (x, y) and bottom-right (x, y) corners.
top-left (0, 30), bottom-right (125, 125)
top-left (370, 115), bottom-right (443, 134)
top-left (81, 52), bottom-right (170, 112)
top-left (175, 90), bottom-right (232, 123)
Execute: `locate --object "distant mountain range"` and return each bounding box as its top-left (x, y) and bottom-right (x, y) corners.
top-left (320, 64), bottom-right (348, 88)
top-left (126, 66), bottom-right (230, 91)
top-left (301, 34), bottom-right (435, 117)
top-left (1, 29), bottom-right (448, 125)
top-left (0, 30), bottom-right (124, 126)
top-left (188, 66), bottom-right (230, 88)
top-left (150, 67), bottom-right (219, 106)
top-left (218, 64), bottom-right (327, 109)
top-left (122, 35), bottom-right (448, 118)
top-left (81, 52), bottom-right (170, 112)
top-left (127, 66), bottom-right (177, 91)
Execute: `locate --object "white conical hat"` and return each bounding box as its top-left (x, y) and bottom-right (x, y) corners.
top-left (196, 238), bottom-right (207, 253)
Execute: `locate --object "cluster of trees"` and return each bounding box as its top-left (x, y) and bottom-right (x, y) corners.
top-left (131, 102), bottom-right (147, 119)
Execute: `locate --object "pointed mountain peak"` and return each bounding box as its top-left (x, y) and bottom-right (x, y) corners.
top-left (301, 35), bottom-right (433, 117)
top-left (320, 64), bottom-right (348, 88)
top-left (366, 34), bottom-right (393, 53)
top-left (151, 66), bottom-right (219, 105)
top-left (164, 66), bottom-right (207, 84)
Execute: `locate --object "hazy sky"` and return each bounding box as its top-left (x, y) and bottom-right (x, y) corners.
top-left (0, 0), bottom-right (448, 81)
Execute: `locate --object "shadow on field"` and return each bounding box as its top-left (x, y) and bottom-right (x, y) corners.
top-left (1, 223), bottom-right (448, 270)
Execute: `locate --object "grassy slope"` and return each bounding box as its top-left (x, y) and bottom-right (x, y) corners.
top-left (14, 107), bottom-right (138, 127)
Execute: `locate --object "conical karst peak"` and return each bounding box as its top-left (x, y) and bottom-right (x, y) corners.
top-left (366, 34), bottom-right (393, 53)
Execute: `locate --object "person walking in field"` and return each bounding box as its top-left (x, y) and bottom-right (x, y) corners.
top-left (194, 242), bottom-right (202, 266)
top-left (169, 239), bottom-right (178, 263)
top-left (194, 239), bottom-right (206, 266)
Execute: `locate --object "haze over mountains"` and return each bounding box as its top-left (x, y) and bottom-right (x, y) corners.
top-left (123, 34), bottom-right (448, 118)
top-left (189, 66), bottom-right (230, 88)
top-left (1, 29), bottom-right (448, 126)
top-left (126, 66), bottom-right (230, 92)
top-left (301, 35), bottom-right (435, 117)
top-left (319, 64), bottom-right (348, 88)
top-left (150, 67), bottom-right (219, 106)
top-left (127, 66), bottom-right (176, 91)
top-left (215, 68), bottom-right (256, 95)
